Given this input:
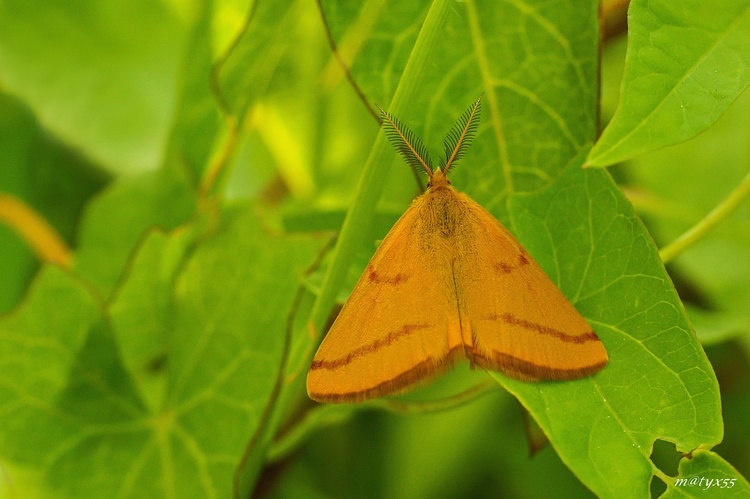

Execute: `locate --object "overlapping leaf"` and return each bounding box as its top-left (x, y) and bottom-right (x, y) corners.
top-left (588, 0), bottom-right (750, 166)
top-left (502, 158), bottom-right (722, 497)
top-left (663, 450), bottom-right (750, 497)
top-left (0, 207), bottom-right (327, 497)
top-left (0, 0), bottom-right (191, 173)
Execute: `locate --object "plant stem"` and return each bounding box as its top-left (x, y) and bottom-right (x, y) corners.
top-left (367, 379), bottom-right (496, 414)
top-left (267, 379), bottom-right (495, 463)
top-left (0, 194), bottom-right (71, 268)
top-left (660, 168), bottom-right (750, 263)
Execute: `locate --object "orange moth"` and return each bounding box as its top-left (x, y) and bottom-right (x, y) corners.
top-left (307, 96), bottom-right (608, 403)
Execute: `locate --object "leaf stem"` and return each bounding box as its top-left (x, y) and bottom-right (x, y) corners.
top-left (198, 115), bottom-right (239, 202)
top-left (267, 379), bottom-right (495, 463)
top-left (366, 378), bottom-right (496, 414)
top-left (659, 167), bottom-right (750, 263)
top-left (316, 0), bottom-right (382, 124)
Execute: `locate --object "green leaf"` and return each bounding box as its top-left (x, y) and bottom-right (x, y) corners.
top-left (500, 157), bottom-right (722, 497)
top-left (0, 0), bottom-right (191, 174)
top-left (168, 207), bottom-right (327, 495)
top-left (0, 207), bottom-right (327, 497)
top-left (625, 87), bottom-right (750, 345)
top-left (588, 0), bottom-right (750, 167)
top-left (0, 93), bottom-right (109, 314)
top-left (0, 266), bottom-right (145, 497)
top-left (320, 1), bottom-right (429, 108)
top-left (663, 449), bottom-right (750, 497)
top-left (108, 229), bottom-right (195, 411)
top-left (74, 167), bottom-right (196, 298)
top-left (163, 0), bottom-right (222, 179)
top-left (215, 0), bottom-right (343, 200)
top-left (215, 0), bottom-right (301, 120)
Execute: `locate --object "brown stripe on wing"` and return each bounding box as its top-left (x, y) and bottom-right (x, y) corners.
top-left (473, 349), bottom-right (608, 381)
top-left (482, 313), bottom-right (599, 344)
top-left (310, 322), bottom-right (433, 370)
top-left (309, 345), bottom-right (466, 403)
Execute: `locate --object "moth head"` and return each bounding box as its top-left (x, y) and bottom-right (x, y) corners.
top-left (427, 168), bottom-right (451, 190)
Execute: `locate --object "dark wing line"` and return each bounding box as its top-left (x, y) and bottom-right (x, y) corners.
top-left (310, 345), bottom-right (466, 403)
top-left (482, 313), bottom-right (600, 344)
top-left (310, 323), bottom-right (433, 370)
top-left (473, 350), bottom-right (608, 381)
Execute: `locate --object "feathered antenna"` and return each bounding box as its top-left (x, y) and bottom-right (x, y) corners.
top-left (441, 95), bottom-right (482, 174)
top-left (377, 105), bottom-right (434, 177)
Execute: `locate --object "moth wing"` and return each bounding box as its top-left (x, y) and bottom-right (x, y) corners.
top-left (456, 193), bottom-right (608, 380)
top-left (307, 201), bottom-right (464, 403)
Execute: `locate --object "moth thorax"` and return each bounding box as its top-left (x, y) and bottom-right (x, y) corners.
top-left (423, 186), bottom-right (460, 241)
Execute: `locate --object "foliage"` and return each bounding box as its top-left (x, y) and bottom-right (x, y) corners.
top-left (0, 0), bottom-right (749, 497)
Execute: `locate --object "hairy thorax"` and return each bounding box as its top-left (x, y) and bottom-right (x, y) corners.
top-left (415, 184), bottom-right (476, 258)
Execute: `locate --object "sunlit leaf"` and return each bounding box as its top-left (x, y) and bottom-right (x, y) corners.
top-left (588, 0), bottom-right (750, 166)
